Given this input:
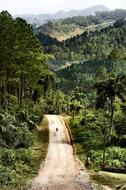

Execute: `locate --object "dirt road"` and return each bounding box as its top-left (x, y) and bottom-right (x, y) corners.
top-left (30, 115), bottom-right (95, 190)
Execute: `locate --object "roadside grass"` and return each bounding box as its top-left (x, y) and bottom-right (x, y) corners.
top-left (89, 171), bottom-right (126, 190)
top-left (75, 143), bottom-right (86, 162)
top-left (31, 117), bottom-right (49, 171)
top-left (64, 115), bottom-right (86, 161)
top-left (0, 117), bottom-right (49, 190)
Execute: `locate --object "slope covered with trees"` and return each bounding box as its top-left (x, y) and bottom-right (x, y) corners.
top-left (0, 11), bottom-right (57, 189)
top-left (36, 21), bottom-right (85, 41)
top-left (37, 17), bottom-right (126, 73)
top-left (37, 15), bottom-right (126, 182)
top-left (1, 8), bottom-right (126, 190)
top-left (60, 9), bottom-right (126, 26)
top-left (36, 9), bottom-right (126, 43)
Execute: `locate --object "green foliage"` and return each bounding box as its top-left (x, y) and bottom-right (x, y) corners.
top-left (1, 8), bottom-right (126, 189)
top-left (0, 118), bottom-right (49, 189)
top-left (70, 106), bottom-right (126, 169)
top-left (0, 10), bottom-right (56, 190)
top-left (90, 171), bottom-right (126, 189)
top-left (0, 10), bottom-right (54, 109)
top-left (70, 111), bottom-right (105, 152)
top-left (36, 10), bottom-right (126, 173)
top-left (0, 148), bottom-right (33, 186)
top-left (36, 21), bottom-right (84, 41)
top-left (61, 10), bottom-right (126, 27)
top-left (0, 165), bottom-right (12, 185)
top-left (36, 9), bottom-right (126, 43)
top-left (16, 149), bottom-right (32, 163)
top-left (0, 107), bottom-right (42, 148)
top-left (91, 147), bottom-right (126, 168)
top-left (37, 17), bottom-right (126, 99)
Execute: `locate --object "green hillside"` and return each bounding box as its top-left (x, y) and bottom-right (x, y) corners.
top-left (35, 9), bottom-right (126, 42)
top-left (1, 9), bottom-right (126, 190)
top-left (37, 18), bottom-right (126, 72)
top-left (36, 22), bottom-right (85, 41)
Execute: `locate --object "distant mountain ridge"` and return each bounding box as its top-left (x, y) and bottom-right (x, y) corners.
top-left (14, 5), bottom-right (110, 26)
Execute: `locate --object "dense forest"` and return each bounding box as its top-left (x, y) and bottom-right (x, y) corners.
top-left (37, 17), bottom-right (126, 64)
top-left (0, 11), bottom-right (58, 189)
top-left (37, 9), bottom-right (126, 177)
top-left (0, 8), bottom-right (126, 190)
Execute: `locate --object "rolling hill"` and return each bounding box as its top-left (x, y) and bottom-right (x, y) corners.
top-left (14, 5), bottom-right (110, 27)
top-left (35, 9), bottom-right (126, 42)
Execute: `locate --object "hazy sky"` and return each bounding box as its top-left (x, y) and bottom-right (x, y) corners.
top-left (0, 0), bottom-right (125, 15)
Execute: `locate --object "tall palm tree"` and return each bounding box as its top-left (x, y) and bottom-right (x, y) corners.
top-left (96, 75), bottom-right (126, 142)
top-left (95, 75), bottom-right (126, 167)
top-left (96, 77), bottom-right (115, 142)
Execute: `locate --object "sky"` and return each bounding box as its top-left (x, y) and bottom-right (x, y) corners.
top-left (0, 0), bottom-right (125, 15)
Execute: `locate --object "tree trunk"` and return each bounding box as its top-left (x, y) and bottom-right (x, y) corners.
top-left (84, 109), bottom-right (87, 124)
top-left (2, 80), bottom-right (6, 107)
top-left (108, 97), bottom-right (114, 142)
top-left (19, 71), bottom-right (24, 108)
top-left (102, 130), bottom-right (107, 168)
top-left (102, 145), bottom-right (106, 169)
top-left (67, 95), bottom-right (69, 114)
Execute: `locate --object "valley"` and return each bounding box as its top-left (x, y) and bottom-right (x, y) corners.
top-left (0, 5), bottom-right (126, 190)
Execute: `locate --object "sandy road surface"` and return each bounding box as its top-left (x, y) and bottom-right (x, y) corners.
top-left (30, 115), bottom-right (95, 190)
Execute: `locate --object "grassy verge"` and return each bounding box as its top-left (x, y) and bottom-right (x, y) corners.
top-left (31, 117), bottom-right (49, 172)
top-left (63, 116), bottom-right (86, 162)
top-left (89, 171), bottom-right (126, 190)
top-left (0, 117), bottom-right (49, 190)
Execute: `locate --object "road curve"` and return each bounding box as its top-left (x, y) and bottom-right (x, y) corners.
top-left (30, 115), bottom-right (95, 190)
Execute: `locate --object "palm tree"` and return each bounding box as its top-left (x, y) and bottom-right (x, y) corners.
top-left (96, 77), bottom-right (115, 141)
top-left (96, 75), bottom-right (126, 140)
top-left (95, 75), bottom-right (126, 167)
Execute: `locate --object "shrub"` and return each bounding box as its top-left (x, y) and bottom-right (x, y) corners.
top-left (0, 148), bottom-right (34, 186)
top-left (14, 127), bottom-right (34, 148)
top-left (0, 164), bottom-right (12, 185)
top-left (0, 149), bottom-right (16, 166)
top-left (16, 148), bottom-right (32, 163)
top-left (91, 147), bottom-right (126, 168)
